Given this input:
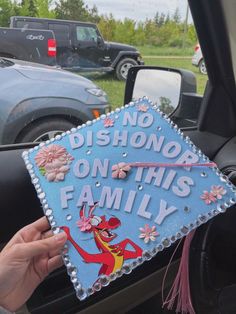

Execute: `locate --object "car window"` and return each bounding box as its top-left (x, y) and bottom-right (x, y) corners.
top-left (48, 23), bottom-right (70, 41)
top-left (76, 25), bottom-right (98, 42)
top-left (16, 20), bottom-right (44, 29)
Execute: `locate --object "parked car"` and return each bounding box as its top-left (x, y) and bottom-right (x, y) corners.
top-left (1, 0), bottom-right (236, 313)
top-left (0, 57), bottom-right (109, 144)
top-left (0, 27), bottom-right (57, 66)
top-left (192, 43), bottom-right (207, 75)
top-left (10, 16), bottom-right (144, 80)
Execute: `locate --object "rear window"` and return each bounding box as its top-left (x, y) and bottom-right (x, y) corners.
top-left (48, 23), bottom-right (70, 42)
top-left (16, 20), bottom-right (44, 29)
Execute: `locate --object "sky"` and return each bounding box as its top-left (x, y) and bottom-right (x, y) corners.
top-left (85, 0), bottom-right (192, 23)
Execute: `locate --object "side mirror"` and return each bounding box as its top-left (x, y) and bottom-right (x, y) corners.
top-left (97, 36), bottom-right (103, 47)
top-left (124, 66), bottom-right (201, 128)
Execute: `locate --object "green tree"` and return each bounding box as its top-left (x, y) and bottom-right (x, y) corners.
top-left (172, 7), bottom-right (181, 24)
top-left (55, 0), bottom-right (93, 21)
top-left (36, 0), bottom-right (55, 18)
top-left (0, 0), bottom-right (12, 26)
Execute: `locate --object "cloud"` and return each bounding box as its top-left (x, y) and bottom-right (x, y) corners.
top-left (85, 0), bottom-right (190, 22)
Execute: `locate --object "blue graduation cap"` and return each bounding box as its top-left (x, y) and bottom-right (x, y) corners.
top-left (23, 97), bottom-right (236, 300)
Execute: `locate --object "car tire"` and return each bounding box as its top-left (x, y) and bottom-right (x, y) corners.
top-left (199, 59), bottom-right (207, 75)
top-left (115, 58), bottom-right (138, 81)
top-left (16, 118), bottom-right (76, 143)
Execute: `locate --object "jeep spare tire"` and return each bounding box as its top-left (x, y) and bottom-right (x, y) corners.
top-left (115, 58), bottom-right (138, 80)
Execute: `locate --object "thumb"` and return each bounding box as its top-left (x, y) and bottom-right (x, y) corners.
top-left (15, 232), bottom-right (67, 259)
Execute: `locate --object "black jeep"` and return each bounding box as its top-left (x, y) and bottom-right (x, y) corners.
top-left (10, 16), bottom-right (144, 80)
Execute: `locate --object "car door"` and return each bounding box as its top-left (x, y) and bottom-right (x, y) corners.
top-left (48, 22), bottom-right (73, 67)
top-left (71, 24), bottom-right (105, 69)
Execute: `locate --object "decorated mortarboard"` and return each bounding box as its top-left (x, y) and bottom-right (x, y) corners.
top-left (23, 97), bottom-right (236, 301)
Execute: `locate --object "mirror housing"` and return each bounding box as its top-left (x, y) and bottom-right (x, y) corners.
top-left (124, 66), bottom-right (201, 128)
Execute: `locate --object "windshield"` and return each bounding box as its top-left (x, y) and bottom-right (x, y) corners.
top-left (0, 1), bottom-right (207, 146)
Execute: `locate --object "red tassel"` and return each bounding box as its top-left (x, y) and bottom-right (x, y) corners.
top-left (162, 230), bottom-right (196, 314)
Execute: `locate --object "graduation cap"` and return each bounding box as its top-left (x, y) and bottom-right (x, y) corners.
top-left (23, 97), bottom-right (236, 302)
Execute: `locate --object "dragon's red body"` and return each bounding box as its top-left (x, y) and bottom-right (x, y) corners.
top-left (61, 203), bottom-right (142, 276)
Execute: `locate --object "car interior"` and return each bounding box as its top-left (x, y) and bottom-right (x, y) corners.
top-left (1, 0), bottom-right (236, 313)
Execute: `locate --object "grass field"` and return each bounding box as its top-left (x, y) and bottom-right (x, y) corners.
top-left (83, 55), bottom-right (208, 110)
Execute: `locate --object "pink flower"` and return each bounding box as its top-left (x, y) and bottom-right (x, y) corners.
top-left (35, 144), bottom-right (73, 167)
top-left (77, 216), bottom-right (92, 232)
top-left (44, 159), bottom-right (70, 182)
top-left (103, 117), bottom-right (114, 127)
top-left (112, 162), bottom-right (131, 179)
top-left (137, 104), bottom-right (149, 112)
top-left (200, 191), bottom-right (217, 205)
top-left (211, 185), bottom-right (226, 199)
top-left (58, 153), bottom-right (74, 165)
top-left (139, 224), bottom-right (159, 244)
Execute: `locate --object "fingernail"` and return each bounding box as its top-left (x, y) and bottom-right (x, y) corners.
top-left (55, 232), bottom-right (66, 242)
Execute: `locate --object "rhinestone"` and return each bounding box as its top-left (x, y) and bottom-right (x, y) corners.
top-left (200, 172), bottom-right (207, 177)
top-left (95, 182), bottom-right (101, 187)
top-left (220, 175), bottom-right (228, 183)
top-left (138, 185), bottom-right (143, 191)
top-left (86, 150), bottom-right (92, 155)
top-left (109, 273), bottom-right (117, 281)
top-left (122, 264), bottom-right (132, 274)
top-left (55, 135), bottom-right (62, 140)
top-left (132, 260), bottom-right (138, 268)
top-left (71, 277), bottom-right (78, 284)
top-left (74, 282), bottom-right (81, 290)
top-left (181, 226), bottom-right (189, 234)
top-left (170, 236), bottom-right (176, 243)
top-left (122, 152), bottom-right (128, 157)
top-left (151, 247), bottom-right (159, 255)
top-left (26, 164), bottom-right (33, 170)
top-left (143, 251), bottom-right (152, 260)
top-left (52, 227), bottom-right (60, 234)
top-left (116, 270), bottom-right (122, 277)
top-left (184, 206), bottom-right (190, 213)
top-left (32, 178), bottom-right (39, 184)
top-left (45, 209), bottom-right (52, 216)
top-left (38, 192), bottom-right (45, 199)
top-left (158, 244), bottom-right (164, 251)
top-left (162, 238), bottom-right (171, 247)
top-left (156, 126), bottom-right (162, 131)
top-left (230, 198), bottom-right (236, 204)
top-left (200, 215), bottom-right (207, 222)
top-left (76, 288), bottom-right (87, 301)
top-left (137, 256), bottom-right (143, 265)
top-left (176, 232), bottom-right (182, 239)
top-left (87, 287), bottom-right (94, 295)
top-left (100, 275), bottom-right (110, 286)
top-left (217, 204), bottom-right (226, 212)
top-left (48, 215), bottom-right (54, 222)
top-left (66, 214), bottom-right (72, 221)
top-left (71, 128), bottom-right (77, 133)
top-left (86, 121), bottom-right (92, 126)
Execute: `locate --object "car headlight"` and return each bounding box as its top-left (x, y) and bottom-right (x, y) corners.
top-left (86, 88), bottom-right (107, 97)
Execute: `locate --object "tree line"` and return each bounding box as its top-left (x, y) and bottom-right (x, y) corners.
top-left (0, 0), bottom-right (197, 47)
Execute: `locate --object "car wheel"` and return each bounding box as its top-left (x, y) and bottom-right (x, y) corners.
top-left (115, 58), bottom-right (138, 81)
top-left (16, 118), bottom-right (76, 143)
top-left (199, 59), bottom-right (207, 75)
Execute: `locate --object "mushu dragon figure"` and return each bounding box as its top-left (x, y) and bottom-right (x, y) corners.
top-left (61, 203), bottom-right (143, 276)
